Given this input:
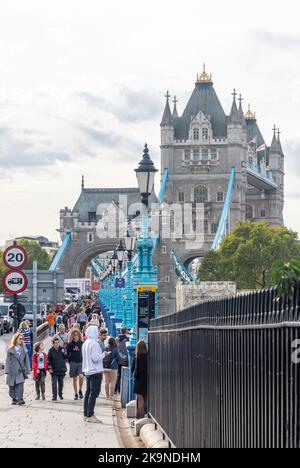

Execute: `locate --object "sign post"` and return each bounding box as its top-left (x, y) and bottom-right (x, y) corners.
top-left (2, 243), bottom-right (28, 332)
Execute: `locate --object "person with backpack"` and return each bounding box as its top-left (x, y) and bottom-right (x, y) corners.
top-left (77, 308), bottom-right (88, 332)
top-left (47, 336), bottom-right (67, 401)
top-left (56, 312), bottom-right (63, 332)
top-left (5, 332), bottom-right (31, 405)
top-left (115, 328), bottom-right (129, 393)
top-left (131, 340), bottom-right (148, 419)
top-left (32, 341), bottom-right (48, 400)
top-left (57, 324), bottom-right (68, 350)
top-left (103, 337), bottom-right (121, 400)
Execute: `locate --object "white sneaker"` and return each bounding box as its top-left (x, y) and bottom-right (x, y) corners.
top-left (87, 416), bottom-right (103, 424)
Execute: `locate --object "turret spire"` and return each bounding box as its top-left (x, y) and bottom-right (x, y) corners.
top-left (277, 128), bottom-right (283, 153)
top-left (245, 104), bottom-right (256, 120)
top-left (229, 88), bottom-right (240, 124)
top-left (196, 63), bottom-right (213, 84)
top-left (160, 90), bottom-right (174, 127)
top-left (238, 94), bottom-right (246, 126)
top-left (81, 174), bottom-right (85, 190)
top-left (270, 125), bottom-right (280, 153)
top-left (172, 96), bottom-right (178, 118)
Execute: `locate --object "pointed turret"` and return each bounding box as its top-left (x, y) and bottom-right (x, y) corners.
top-left (238, 94), bottom-right (246, 126)
top-left (81, 174), bottom-right (85, 190)
top-left (160, 91), bottom-right (174, 127)
top-left (277, 129), bottom-right (283, 154)
top-left (229, 89), bottom-right (240, 124)
top-left (172, 96), bottom-right (178, 118)
top-left (269, 125), bottom-right (280, 153)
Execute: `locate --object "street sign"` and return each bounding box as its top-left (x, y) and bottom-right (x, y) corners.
top-left (3, 245), bottom-right (28, 269)
top-left (137, 289), bottom-right (156, 343)
top-left (3, 270), bottom-right (28, 295)
top-left (115, 278), bottom-right (126, 288)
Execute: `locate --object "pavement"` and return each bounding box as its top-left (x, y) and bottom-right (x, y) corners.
top-left (0, 336), bottom-right (122, 448)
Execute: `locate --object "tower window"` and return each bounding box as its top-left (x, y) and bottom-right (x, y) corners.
top-left (202, 128), bottom-right (208, 140)
top-left (194, 186), bottom-right (208, 203)
top-left (165, 276), bottom-right (170, 283)
top-left (87, 232), bottom-right (94, 243)
top-left (210, 149), bottom-right (217, 160)
top-left (184, 149), bottom-right (190, 160)
top-left (193, 149), bottom-right (199, 160)
top-left (246, 204), bottom-right (254, 220)
top-left (162, 246), bottom-right (167, 254)
top-left (211, 223), bottom-right (218, 234)
top-left (202, 149), bottom-right (208, 160)
top-left (193, 128), bottom-right (199, 140)
top-left (261, 210), bottom-right (266, 218)
top-left (217, 192), bottom-right (224, 202)
top-left (178, 192), bottom-right (185, 202)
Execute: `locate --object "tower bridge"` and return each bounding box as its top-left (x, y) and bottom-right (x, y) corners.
top-left (50, 65), bottom-right (285, 315)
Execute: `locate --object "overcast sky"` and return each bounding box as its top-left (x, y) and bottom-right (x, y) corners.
top-left (0, 0), bottom-right (299, 245)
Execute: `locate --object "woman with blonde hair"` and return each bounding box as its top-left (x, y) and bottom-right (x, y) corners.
top-left (67, 328), bottom-right (84, 400)
top-left (5, 332), bottom-right (31, 405)
top-left (89, 313), bottom-right (100, 328)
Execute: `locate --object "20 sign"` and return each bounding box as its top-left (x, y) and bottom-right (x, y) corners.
top-left (3, 245), bottom-right (28, 270)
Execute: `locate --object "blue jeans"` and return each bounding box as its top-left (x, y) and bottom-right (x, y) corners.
top-left (84, 373), bottom-right (103, 418)
top-left (25, 344), bottom-right (32, 370)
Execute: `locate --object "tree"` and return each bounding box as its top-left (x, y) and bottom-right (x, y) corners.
top-left (198, 221), bottom-right (300, 290)
top-left (0, 239), bottom-right (52, 293)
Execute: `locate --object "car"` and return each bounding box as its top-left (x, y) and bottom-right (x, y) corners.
top-left (0, 315), bottom-right (4, 335)
top-left (0, 304), bottom-right (14, 333)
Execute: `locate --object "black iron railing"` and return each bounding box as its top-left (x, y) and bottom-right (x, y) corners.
top-left (148, 285), bottom-right (300, 448)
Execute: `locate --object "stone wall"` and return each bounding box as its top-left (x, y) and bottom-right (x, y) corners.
top-left (176, 282), bottom-right (236, 311)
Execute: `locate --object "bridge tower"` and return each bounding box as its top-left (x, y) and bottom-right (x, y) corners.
top-left (157, 65), bottom-right (284, 315)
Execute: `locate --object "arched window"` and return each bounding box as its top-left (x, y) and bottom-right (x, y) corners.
top-left (194, 186), bottom-right (208, 203)
top-left (246, 204), bottom-right (254, 220)
top-left (202, 128), bottom-right (208, 140)
top-left (193, 128), bottom-right (199, 140)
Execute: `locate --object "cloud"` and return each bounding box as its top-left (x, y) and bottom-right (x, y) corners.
top-left (284, 139), bottom-right (300, 176)
top-left (79, 86), bottom-right (162, 123)
top-left (252, 30), bottom-right (300, 49)
top-left (0, 126), bottom-right (71, 169)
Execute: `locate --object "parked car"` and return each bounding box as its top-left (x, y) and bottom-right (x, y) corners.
top-left (0, 314), bottom-right (4, 335)
top-left (0, 304), bottom-right (14, 333)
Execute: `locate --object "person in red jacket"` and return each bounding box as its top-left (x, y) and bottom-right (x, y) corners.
top-left (32, 341), bottom-right (48, 400)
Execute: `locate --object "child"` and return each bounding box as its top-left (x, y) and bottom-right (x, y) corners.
top-left (32, 341), bottom-right (48, 400)
top-left (47, 336), bottom-right (67, 401)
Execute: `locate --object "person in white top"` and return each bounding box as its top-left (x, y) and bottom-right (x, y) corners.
top-left (89, 314), bottom-right (100, 328)
top-left (82, 326), bottom-right (110, 423)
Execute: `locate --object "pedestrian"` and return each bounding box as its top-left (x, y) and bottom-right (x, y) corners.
top-left (47, 310), bottom-right (56, 337)
top-left (131, 340), bottom-right (148, 419)
top-left (77, 307), bottom-right (88, 332)
top-left (115, 327), bottom-right (129, 393)
top-left (56, 312), bottom-right (63, 333)
top-left (32, 341), bottom-right (48, 400)
top-left (103, 337), bottom-right (121, 400)
top-left (67, 328), bottom-right (84, 400)
top-left (5, 332), bottom-right (30, 405)
top-left (89, 313), bottom-right (100, 328)
top-left (99, 328), bottom-right (108, 352)
top-left (82, 326), bottom-right (110, 423)
top-left (19, 321), bottom-right (32, 370)
top-left (47, 336), bottom-right (67, 401)
top-left (57, 324), bottom-right (68, 350)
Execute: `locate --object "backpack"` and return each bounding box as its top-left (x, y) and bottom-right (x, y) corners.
top-left (56, 315), bottom-right (63, 325)
top-left (102, 348), bottom-right (112, 369)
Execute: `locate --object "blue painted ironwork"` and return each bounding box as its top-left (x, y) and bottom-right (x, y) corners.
top-left (211, 167), bottom-right (235, 251)
top-left (171, 248), bottom-right (194, 282)
top-left (49, 232), bottom-right (71, 271)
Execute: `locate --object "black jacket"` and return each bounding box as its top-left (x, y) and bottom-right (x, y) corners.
top-left (47, 346), bottom-right (67, 375)
top-left (66, 340), bottom-right (83, 363)
top-left (131, 354), bottom-right (147, 396)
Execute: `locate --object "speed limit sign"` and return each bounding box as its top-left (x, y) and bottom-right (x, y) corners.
top-left (3, 270), bottom-right (28, 295)
top-left (3, 245), bottom-right (28, 269)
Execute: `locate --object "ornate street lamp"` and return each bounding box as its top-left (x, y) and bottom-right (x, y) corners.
top-left (111, 251), bottom-right (118, 272)
top-left (124, 229), bottom-right (136, 261)
top-left (116, 239), bottom-right (126, 270)
top-left (135, 143), bottom-right (158, 207)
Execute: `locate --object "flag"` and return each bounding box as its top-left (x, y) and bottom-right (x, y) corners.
top-left (256, 144), bottom-right (266, 153)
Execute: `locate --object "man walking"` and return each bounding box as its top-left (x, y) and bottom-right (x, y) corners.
top-left (82, 326), bottom-right (109, 423)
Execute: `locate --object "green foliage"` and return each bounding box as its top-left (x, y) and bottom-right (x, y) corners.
top-left (198, 221), bottom-right (300, 290)
top-left (0, 239), bottom-right (52, 292)
top-left (271, 259), bottom-right (300, 299)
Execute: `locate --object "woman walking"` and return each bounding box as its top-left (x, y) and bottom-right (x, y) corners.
top-left (57, 324), bottom-right (68, 350)
top-left (89, 313), bottom-right (100, 328)
top-left (103, 337), bottom-right (121, 400)
top-left (67, 328), bottom-right (84, 400)
top-left (5, 332), bottom-right (31, 405)
top-left (32, 341), bottom-right (48, 400)
top-left (131, 340), bottom-right (148, 419)
top-left (19, 321), bottom-right (33, 370)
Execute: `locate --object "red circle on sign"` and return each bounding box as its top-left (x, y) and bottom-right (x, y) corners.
top-left (3, 270), bottom-right (28, 295)
top-left (3, 245), bottom-right (28, 269)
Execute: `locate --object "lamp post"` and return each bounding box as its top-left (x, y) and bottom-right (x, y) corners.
top-left (115, 240), bottom-right (126, 331)
top-left (123, 228), bottom-right (136, 329)
top-left (127, 143), bottom-right (158, 402)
